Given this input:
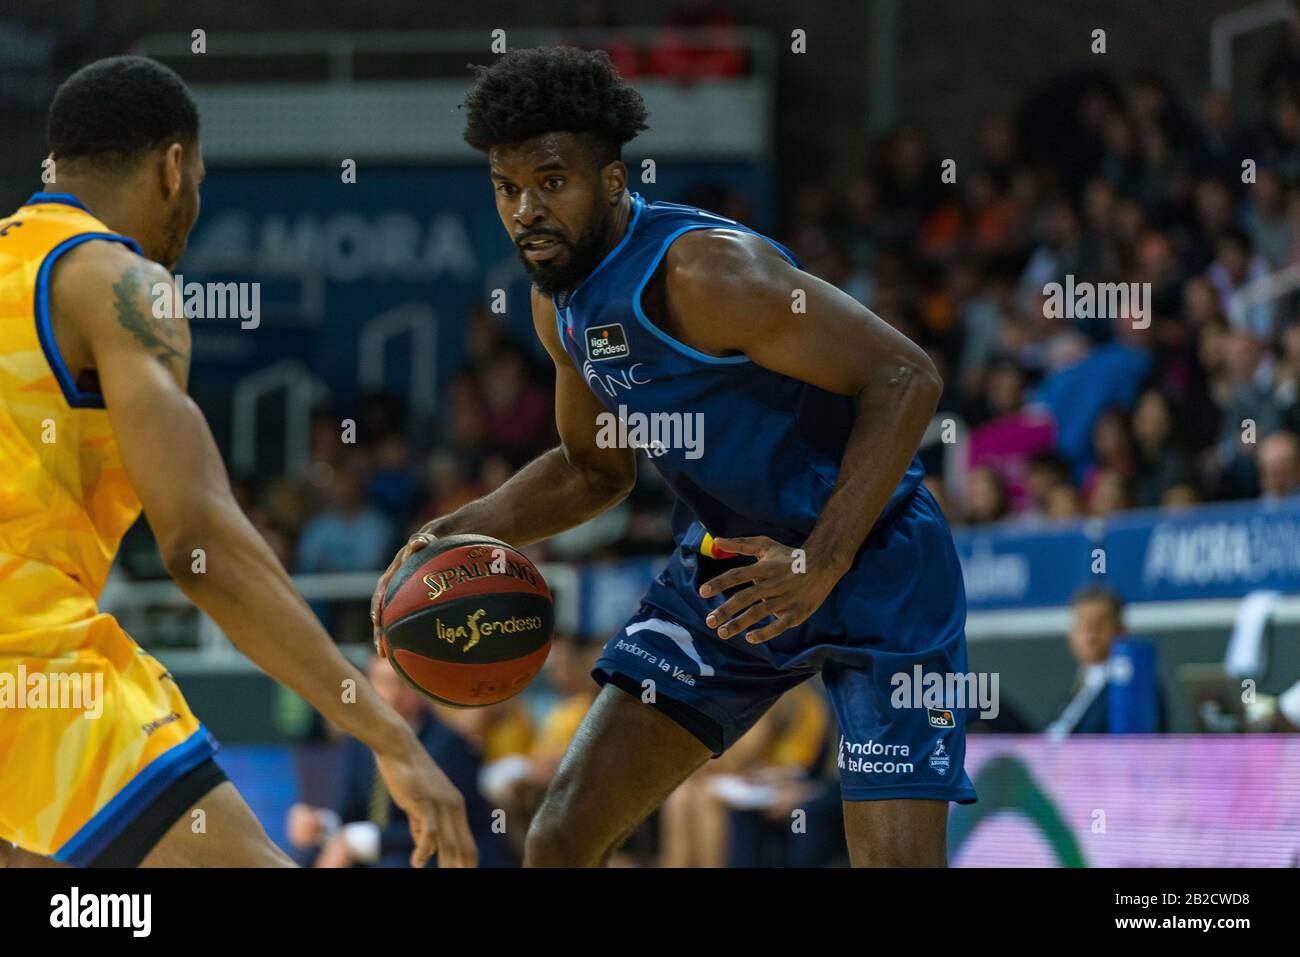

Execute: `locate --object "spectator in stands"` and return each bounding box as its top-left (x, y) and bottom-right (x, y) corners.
top-left (296, 463), bottom-right (393, 634)
top-left (1087, 468), bottom-right (1131, 517)
top-left (962, 466), bottom-right (1009, 526)
top-left (308, 407), bottom-right (349, 471)
top-left (1208, 229), bottom-right (1277, 337)
top-left (963, 356), bottom-right (1057, 513)
top-left (479, 347), bottom-right (554, 460)
top-left (1212, 328), bottom-right (1283, 496)
top-left (441, 697), bottom-right (535, 767)
top-left (1258, 430), bottom-right (1300, 499)
top-left (418, 447), bottom-right (481, 521)
top-left (286, 656), bottom-right (516, 867)
top-left (1017, 200), bottom-right (1083, 315)
top-left (1046, 586), bottom-right (1166, 735)
top-left (443, 372), bottom-right (490, 458)
top-left (366, 433), bottom-right (419, 529)
top-left (1161, 482), bottom-right (1201, 509)
top-left (297, 464), bottom-right (393, 575)
top-left (1083, 407), bottom-right (1136, 496)
top-left (1185, 275), bottom-right (1227, 328)
top-left (1260, 90), bottom-right (1300, 181)
top-left (1182, 178), bottom-right (1230, 278)
top-left (263, 475), bottom-right (314, 549)
top-left (974, 354), bottom-right (1026, 423)
top-left (1190, 92), bottom-right (1248, 184)
top-left (1045, 482), bottom-right (1085, 520)
top-left (527, 632), bottom-right (603, 776)
top-left (1245, 168), bottom-right (1293, 267)
top-left (1131, 389), bottom-right (1192, 508)
top-left (954, 267), bottom-right (1015, 403)
top-left (1020, 450), bottom-right (1072, 522)
top-left (1035, 334), bottom-right (1151, 479)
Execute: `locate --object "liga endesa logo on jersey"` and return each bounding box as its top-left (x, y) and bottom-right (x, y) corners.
top-left (586, 323), bottom-right (630, 361)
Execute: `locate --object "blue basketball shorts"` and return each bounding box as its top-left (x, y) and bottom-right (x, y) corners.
top-left (593, 485), bottom-right (978, 804)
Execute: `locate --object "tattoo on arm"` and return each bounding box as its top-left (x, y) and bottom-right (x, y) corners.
top-left (111, 266), bottom-right (189, 368)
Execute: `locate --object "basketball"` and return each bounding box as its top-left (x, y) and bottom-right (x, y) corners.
top-left (379, 534), bottom-right (554, 707)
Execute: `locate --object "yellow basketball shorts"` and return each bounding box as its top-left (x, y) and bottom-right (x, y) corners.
top-left (0, 611), bottom-right (217, 864)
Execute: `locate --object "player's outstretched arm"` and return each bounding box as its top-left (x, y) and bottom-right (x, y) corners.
top-left (370, 286), bottom-right (635, 646)
top-left (58, 242), bottom-right (477, 867)
top-left (665, 230), bottom-right (944, 644)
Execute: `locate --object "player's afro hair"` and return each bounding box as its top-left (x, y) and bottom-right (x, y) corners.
top-left (461, 46), bottom-right (648, 163)
top-left (47, 56), bottom-right (198, 169)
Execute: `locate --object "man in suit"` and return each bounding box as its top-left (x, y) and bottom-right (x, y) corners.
top-left (1046, 586), bottom-right (1166, 735)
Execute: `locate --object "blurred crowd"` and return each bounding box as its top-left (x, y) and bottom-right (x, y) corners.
top-left (777, 40), bottom-right (1300, 527)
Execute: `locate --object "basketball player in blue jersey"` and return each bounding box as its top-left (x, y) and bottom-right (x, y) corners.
top-left (373, 46), bottom-right (977, 866)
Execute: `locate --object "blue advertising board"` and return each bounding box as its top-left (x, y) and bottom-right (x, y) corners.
top-left (955, 498), bottom-right (1300, 610)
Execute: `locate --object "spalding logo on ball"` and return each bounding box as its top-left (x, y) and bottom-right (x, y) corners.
top-left (379, 534), bottom-right (554, 707)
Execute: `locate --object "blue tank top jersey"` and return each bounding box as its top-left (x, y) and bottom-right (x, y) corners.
top-left (553, 193), bottom-right (924, 550)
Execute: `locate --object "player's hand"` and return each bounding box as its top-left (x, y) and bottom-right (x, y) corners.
top-left (376, 741), bottom-right (479, 868)
top-left (698, 536), bottom-right (847, 644)
top-left (370, 529), bottom-right (437, 657)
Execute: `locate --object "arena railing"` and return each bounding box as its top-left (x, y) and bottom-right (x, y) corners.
top-left (99, 560), bottom-right (1300, 673)
top-left (1210, 0), bottom-right (1295, 93)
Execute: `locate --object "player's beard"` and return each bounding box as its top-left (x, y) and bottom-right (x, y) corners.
top-left (516, 210), bottom-right (611, 297)
top-left (159, 201), bottom-right (193, 271)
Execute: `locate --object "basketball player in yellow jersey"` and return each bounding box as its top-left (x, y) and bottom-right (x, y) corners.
top-left (0, 56), bottom-right (476, 868)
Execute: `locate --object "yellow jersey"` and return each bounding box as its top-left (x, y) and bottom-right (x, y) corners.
top-left (0, 192), bottom-right (144, 626)
top-left (0, 192), bottom-right (212, 864)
